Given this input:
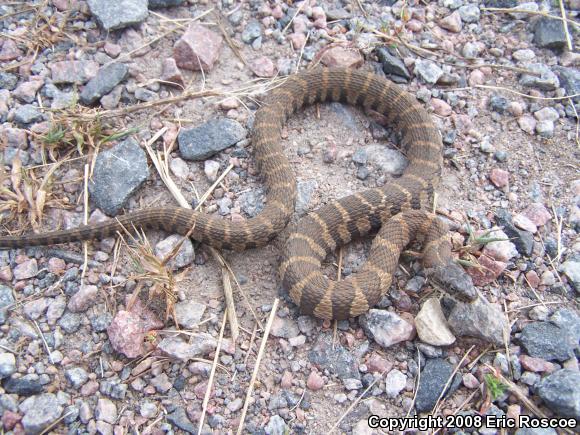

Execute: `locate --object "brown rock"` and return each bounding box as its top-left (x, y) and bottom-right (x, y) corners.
top-left (68, 285), bottom-right (99, 312)
top-left (431, 98), bottom-right (452, 117)
top-left (48, 258), bottom-right (66, 275)
top-left (320, 46), bottom-right (363, 69)
top-left (468, 70), bottom-right (485, 86)
top-left (249, 56), bottom-right (276, 78)
top-left (366, 353), bottom-right (393, 374)
top-left (173, 23), bottom-right (223, 71)
top-left (467, 255), bottom-right (506, 286)
top-left (519, 355), bottom-right (555, 372)
top-left (462, 373), bottom-right (479, 389)
top-left (439, 11), bottom-right (462, 33)
top-left (2, 127), bottom-right (28, 149)
top-left (0, 39), bottom-right (23, 61)
top-left (525, 270), bottom-right (540, 289)
top-left (160, 58), bottom-right (184, 86)
top-left (1, 410), bottom-right (21, 431)
top-left (53, 0), bottom-right (78, 10)
top-left (50, 60), bottom-right (99, 84)
top-left (280, 371), bottom-right (293, 389)
top-left (13, 78), bottom-right (44, 103)
top-left (522, 203), bottom-right (551, 227)
top-left (103, 42), bottom-right (121, 58)
top-left (513, 213), bottom-right (537, 233)
top-left (288, 33), bottom-right (306, 50)
top-left (307, 371), bottom-right (324, 391)
top-left (489, 168), bottom-right (509, 188)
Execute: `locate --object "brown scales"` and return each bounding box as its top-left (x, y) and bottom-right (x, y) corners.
top-left (0, 68), bottom-right (463, 319)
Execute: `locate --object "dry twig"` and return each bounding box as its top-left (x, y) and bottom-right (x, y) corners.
top-left (236, 298), bottom-right (280, 435)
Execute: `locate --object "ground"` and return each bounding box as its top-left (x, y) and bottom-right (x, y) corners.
top-left (0, 0), bottom-right (579, 434)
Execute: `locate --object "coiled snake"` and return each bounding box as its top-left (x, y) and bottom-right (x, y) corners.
top-left (0, 68), bottom-right (477, 319)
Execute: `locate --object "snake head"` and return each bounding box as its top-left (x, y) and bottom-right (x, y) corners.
top-left (425, 262), bottom-right (478, 303)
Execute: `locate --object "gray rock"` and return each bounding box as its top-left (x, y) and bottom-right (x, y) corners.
top-left (534, 107), bottom-right (559, 122)
top-left (384, 369), bottom-right (407, 398)
top-left (20, 393), bottom-right (63, 434)
top-left (415, 359), bottom-right (461, 412)
top-left (327, 8), bottom-right (351, 20)
top-left (495, 208), bottom-right (533, 256)
top-left (154, 234), bottom-right (194, 270)
top-left (360, 309), bottom-right (415, 349)
top-left (489, 95), bottom-right (509, 113)
top-left (295, 180), bottom-right (317, 216)
top-left (447, 297), bottom-right (508, 347)
top-left (414, 60), bottom-right (443, 84)
top-left (174, 301), bottom-right (206, 329)
top-left (178, 118), bottom-right (246, 161)
top-left (537, 369), bottom-right (580, 418)
top-left (519, 322), bottom-right (575, 362)
top-left (0, 72), bottom-right (18, 90)
top-left (95, 397), bottom-right (117, 423)
top-left (58, 311), bottom-right (82, 333)
top-left (483, 0), bottom-right (516, 6)
top-left (364, 145), bottom-right (409, 176)
top-left (519, 63), bottom-right (560, 91)
top-left (49, 60), bottom-right (99, 85)
top-left (89, 138), bottom-right (149, 215)
top-left (458, 4), bottom-right (480, 23)
top-left (550, 309), bottom-right (580, 343)
top-left (90, 312), bottom-right (113, 332)
top-left (352, 148), bottom-right (368, 165)
top-left (87, 0), bottom-right (148, 31)
top-left (533, 17), bottom-right (567, 50)
top-left (148, 0), bottom-right (185, 8)
top-left (0, 285), bottom-right (14, 324)
top-left (0, 353), bottom-right (16, 379)
top-left (65, 367), bottom-right (89, 389)
top-left (80, 63), bottom-right (129, 105)
top-left (100, 378), bottom-right (127, 399)
top-left (241, 20), bottom-right (262, 44)
top-left (271, 316), bottom-right (300, 339)
top-left (512, 49), bottom-right (536, 62)
top-left (134, 87), bottom-right (158, 102)
top-left (158, 334), bottom-right (216, 360)
top-left (535, 120), bottom-right (555, 138)
top-left (553, 66), bottom-right (580, 103)
top-left (520, 371), bottom-right (541, 387)
top-left (265, 415), bottom-right (288, 435)
top-left (343, 378), bottom-right (363, 390)
top-left (377, 48), bottom-right (410, 81)
top-left (356, 166), bottom-right (369, 180)
top-left (14, 104), bottom-right (44, 125)
top-left (4, 374), bottom-right (43, 396)
top-left (167, 407), bottom-right (196, 433)
top-left (239, 189), bottom-right (265, 217)
top-left (228, 9), bottom-right (243, 26)
top-left (308, 334), bottom-right (360, 380)
top-left (443, 0), bottom-right (463, 10)
top-left (140, 401), bottom-right (158, 418)
top-left (329, 103), bottom-right (358, 130)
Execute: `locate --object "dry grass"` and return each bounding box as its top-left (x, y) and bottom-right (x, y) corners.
top-left (0, 1), bottom-right (75, 72)
top-left (120, 228), bottom-right (180, 323)
top-left (0, 152), bottom-right (68, 232)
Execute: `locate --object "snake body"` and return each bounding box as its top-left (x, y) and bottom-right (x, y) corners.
top-left (0, 68), bottom-right (476, 318)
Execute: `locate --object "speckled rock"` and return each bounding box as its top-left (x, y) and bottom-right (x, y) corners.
top-left (88, 138), bottom-right (149, 215)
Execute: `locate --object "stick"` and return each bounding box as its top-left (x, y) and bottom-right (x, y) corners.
top-left (236, 298), bottom-right (279, 435)
top-left (197, 309), bottom-right (228, 435)
top-left (558, 0), bottom-right (573, 51)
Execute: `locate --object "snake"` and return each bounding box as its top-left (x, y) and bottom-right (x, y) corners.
top-left (0, 68), bottom-right (477, 319)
